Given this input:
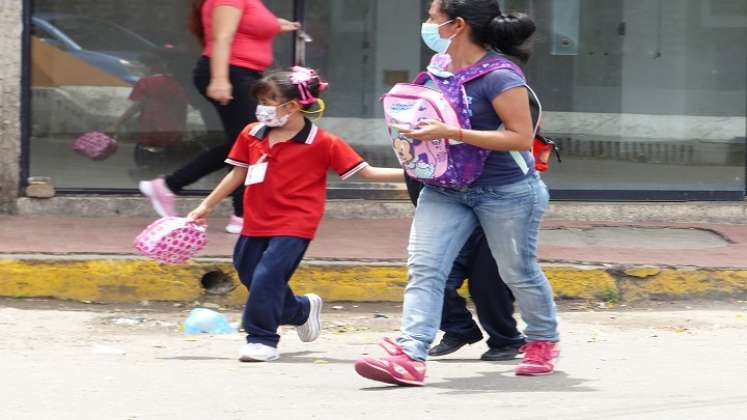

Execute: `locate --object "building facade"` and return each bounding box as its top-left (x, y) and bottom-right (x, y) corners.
top-left (2, 0), bottom-right (746, 209)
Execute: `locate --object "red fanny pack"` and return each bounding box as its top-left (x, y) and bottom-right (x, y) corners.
top-left (533, 134), bottom-right (561, 173)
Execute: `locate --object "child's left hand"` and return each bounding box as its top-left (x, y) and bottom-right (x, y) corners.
top-left (398, 119), bottom-right (457, 141)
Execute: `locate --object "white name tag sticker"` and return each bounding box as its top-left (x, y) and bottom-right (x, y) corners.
top-left (245, 162), bottom-right (268, 185)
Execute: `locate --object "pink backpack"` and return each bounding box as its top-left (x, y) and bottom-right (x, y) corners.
top-left (382, 84), bottom-right (457, 180)
top-left (382, 56), bottom-right (529, 188)
top-left (73, 132), bottom-right (119, 160)
top-left (134, 217), bottom-right (207, 265)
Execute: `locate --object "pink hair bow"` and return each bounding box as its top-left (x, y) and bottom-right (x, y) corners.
top-left (290, 66), bottom-right (328, 105)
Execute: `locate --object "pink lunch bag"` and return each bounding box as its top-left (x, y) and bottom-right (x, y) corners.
top-left (134, 217), bottom-right (207, 264)
top-left (73, 131), bottom-right (119, 160)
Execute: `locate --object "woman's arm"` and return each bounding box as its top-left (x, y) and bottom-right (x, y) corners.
top-left (356, 166), bottom-right (406, 182)
top-left (399, 87), bottom-right (535, 152)
top-left (207, 6), bottom-right (242, 105)
top-left (188, 166), bottom-right (247, 224)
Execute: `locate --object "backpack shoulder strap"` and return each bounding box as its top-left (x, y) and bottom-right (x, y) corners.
top-left (458, 56), bottom-right (526, 84)
top-left (460, 57), bottom-right (543, 136)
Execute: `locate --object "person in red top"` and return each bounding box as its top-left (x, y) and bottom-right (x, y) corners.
top-left (188, 67), bottom-right (403, 362)
top-left (140, 0), bottom-right (301, 233)
top-left (109, 54), bottom-right (189, 173)
top-left (128, 76), bottom-right (188, 147)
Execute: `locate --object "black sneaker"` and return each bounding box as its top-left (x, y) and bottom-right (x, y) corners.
top-left (480, 344), bottom-right (524, 361)
top-left (428, 337), bottom-right (480, 357)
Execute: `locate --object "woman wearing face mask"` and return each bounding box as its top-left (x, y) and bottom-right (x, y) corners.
top-left (139, 0), bottom-right (300, 233)
top-left (355, 0), bottom-right (559, 386)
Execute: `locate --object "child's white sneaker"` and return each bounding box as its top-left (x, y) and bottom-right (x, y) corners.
top-left (238, 343), bottom-right (279, 362)
top-left (296, 294), bottom-right (322, 342)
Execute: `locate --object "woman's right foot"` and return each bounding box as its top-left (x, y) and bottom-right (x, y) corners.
top-left (354, 338), bottom-right (426, 386)
top-left (515, 341), bottom-right (559, 376)
top-left (139, 178), bottom-right (176, 217)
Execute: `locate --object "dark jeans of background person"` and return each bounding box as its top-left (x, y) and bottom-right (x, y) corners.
top-left (165, 56), bottom-right (262, 217)
top-left (405, 175), bottom-right (523, 348)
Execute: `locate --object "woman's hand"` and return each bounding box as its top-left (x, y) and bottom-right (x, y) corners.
top-left (187, 203), bottom-right (214, 226)
top-left (399, 119), bottom-right (459, 141)
top-left (278, 18), bottom-right (301, 32)
top-left (207, 78), bottom-right (233, 105)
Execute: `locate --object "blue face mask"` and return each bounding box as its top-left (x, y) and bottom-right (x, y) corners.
top-left (420, 20), bottom-right (455, 54)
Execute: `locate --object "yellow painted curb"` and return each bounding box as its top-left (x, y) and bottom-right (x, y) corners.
top-left (620, 269), bottom-right (747, 301)
top-left (1, 258), bottom-right (746, 303)
top-left (0, 259), bottom-right (409, 304)
top-left (543, 267), bottom-right (617, 300)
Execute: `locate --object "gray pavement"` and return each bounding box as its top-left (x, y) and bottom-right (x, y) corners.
top-left (2, 299), bottom-right (746, 420)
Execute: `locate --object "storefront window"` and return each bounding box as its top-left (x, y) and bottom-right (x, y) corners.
top-left (305, 0), bottom-right (746, 197)
top-left (29, 0), bottom-right (293, 191)
top-left (515, 0), bottom-right (746, 198)
top-left (28, 0), bottom-right (746, 199)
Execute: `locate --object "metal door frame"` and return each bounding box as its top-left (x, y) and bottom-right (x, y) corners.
top-left (19, 0), bottom-right (32, 193)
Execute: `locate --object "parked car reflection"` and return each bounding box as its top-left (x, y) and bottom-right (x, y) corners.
top-left (31, 14), bottom-right (161, 84)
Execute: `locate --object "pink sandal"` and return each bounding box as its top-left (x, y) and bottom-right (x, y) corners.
top-left (354, 338), bottom-right (427, 386)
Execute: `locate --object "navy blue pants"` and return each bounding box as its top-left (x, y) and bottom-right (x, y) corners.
top-left (233, 236), bottom-right (311, 347)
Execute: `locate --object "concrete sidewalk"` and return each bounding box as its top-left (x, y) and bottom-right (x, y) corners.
top-left (1, 215), bottom-right (746, 303)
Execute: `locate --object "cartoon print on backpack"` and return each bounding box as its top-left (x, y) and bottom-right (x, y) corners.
top-left (393, 137), bottom-right (414, 166)
top-left (391, 127), bottom-right (447, 180)
top-left (394, 137), bottom-right (441, 180)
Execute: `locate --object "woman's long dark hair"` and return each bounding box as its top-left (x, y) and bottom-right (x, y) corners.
top-left (439, 0), bottom-right (536, 63)
top-left (188, 0), bottom-right (208, 46)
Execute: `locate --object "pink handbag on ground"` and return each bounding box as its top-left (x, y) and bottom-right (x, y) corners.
top-left (73, 131), bottom-right (119, 160)
top-left (134, 217), bottom-right (207, 264)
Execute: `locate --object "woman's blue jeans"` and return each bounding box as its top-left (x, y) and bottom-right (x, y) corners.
top-left (397, 173), bottom-right (559, 360)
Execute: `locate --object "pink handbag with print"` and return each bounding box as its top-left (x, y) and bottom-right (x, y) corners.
top-left (134, 217), bottom-right (207, 264)
top-left (73, 131), bottom-right (119, 160)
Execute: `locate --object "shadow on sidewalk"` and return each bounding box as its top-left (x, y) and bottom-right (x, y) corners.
top-left (157, 351), bottom-right (354, 364)
top-left (430, 371), bottom-right (594, 395)
top-left (271, 350), bottom-right (355, 365)
top-left (431, 358), bottom-right (519, 365)
top-left (360, 371), bottom-right (594, 394)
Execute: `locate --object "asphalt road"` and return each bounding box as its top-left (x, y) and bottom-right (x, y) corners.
top-left (1, 299), bottom-right (746, 420)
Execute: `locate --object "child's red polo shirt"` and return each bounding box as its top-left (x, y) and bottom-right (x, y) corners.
top-left (226, 120), bottom-right (368, 239)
